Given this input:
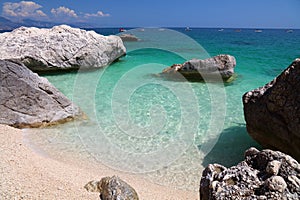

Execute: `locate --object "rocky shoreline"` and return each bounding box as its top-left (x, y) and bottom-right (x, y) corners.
top-left (198, 58), bottom-right (300, 199)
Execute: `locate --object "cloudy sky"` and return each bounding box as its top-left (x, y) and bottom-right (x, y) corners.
top-left (1, 0), bottom-right (300, 28)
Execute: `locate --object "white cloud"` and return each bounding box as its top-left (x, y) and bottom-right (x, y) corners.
top-left (51, 6), bottom-right (78, 18)
top-left (2, 1), bottom-right (110, 24)
top-left (84, 11), bottom-right (110, 18)
top-left (2, 1), bottom-right (47, 18)
top-left (36, 9), bottom-right (46, 17)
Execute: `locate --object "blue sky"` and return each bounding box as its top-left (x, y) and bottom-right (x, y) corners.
top-left (1, 0), bottom-right (300, 28)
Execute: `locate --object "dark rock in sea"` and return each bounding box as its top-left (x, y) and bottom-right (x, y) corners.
top-left (84, 176), bottom-right (139, 200)
top-left (0, 59), bottom-right (83, 128)
top-left (0, 25), bottom-right (126, 71)
top-left (162, 54), bottom-right (236, 82)
top-left (119, 34), bottom-right (140, 41)
top-left (200, 147), bottom-right (300, 200)
top-left (231, 41), bottom-right (253, 46)
top-left (243, 58), bottom-right (300, 161)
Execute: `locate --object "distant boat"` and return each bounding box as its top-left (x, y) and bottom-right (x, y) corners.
top-left (218, 29), bottom-right (224, 32)
top-left (286, 29), bottom-right (293, 33)
top-left (255, 29), bottom-right (263, 33)
top-left (119, 28), bottom-right (126, 32)
top-left (235, 29), bottom-right (241, 32)
top-left (185, 27), bottom-right (192, 31)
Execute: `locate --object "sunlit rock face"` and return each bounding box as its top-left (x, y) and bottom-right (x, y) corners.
top-left (0, 25), bottom-right (126, 71)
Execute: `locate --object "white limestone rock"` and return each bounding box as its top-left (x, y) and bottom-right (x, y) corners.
top-left (0, 25), bottom-right (126, 71)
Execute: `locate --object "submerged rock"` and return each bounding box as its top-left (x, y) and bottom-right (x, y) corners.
top-left (119, 34), bottom-right (140, 41)
top-left (84, 176), bottom-right (139, 200)
top-left (0, 60), bottom-right (82, 128)
top-left (0, 25), bottom-right (126, 71)
top-left (162, 54), bottom-right (236, 81)
top-left (243, 58), bottom-right (300, 161)
top-left (200, 147), bottom-right (300, 200)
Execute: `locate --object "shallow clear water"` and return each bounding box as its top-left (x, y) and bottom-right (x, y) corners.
top-left (24, 28), bottom-right (300, 190)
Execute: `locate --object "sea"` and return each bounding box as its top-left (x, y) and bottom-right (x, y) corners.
top-left (21, 27), bottom-right (300, 191)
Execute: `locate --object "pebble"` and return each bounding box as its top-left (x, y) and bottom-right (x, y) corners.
top-left (57, 187), bottom-right (64, 191)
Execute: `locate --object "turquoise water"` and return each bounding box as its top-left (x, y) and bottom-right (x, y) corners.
top-left (24, 28), bottom-right (300, 190)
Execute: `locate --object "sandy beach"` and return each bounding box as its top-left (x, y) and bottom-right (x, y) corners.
top-left (0, 124), bottom-right (198, 200)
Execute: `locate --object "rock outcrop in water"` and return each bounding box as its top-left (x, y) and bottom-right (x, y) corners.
top-left (162, 54), bottom-right (236, 81)
top-left (200, 147), bottom-right (300, 200)
top-left (84, 176), bottom-right (139, 200)
top-left (119, 34), bottom-right (140, 42)
top-left (243, 58), bottom-right (300, 161)
top-left (0, 60), bottom-right (82, 128)
top-left (0, 25), bottom-right (126, 71)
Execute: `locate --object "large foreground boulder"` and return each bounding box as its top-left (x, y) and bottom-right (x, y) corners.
top-left (200, 147), bottom-right (300, 200)
top-left (162, 54), bottom-right (236, 81)
top-left (0, 60), bottom-right (82, 128)
top-left (243, 58), bottom-right (300, 161)
top-left (84, 176), bottom-right (139, 200)
top-left (0, 25), bottom-right (126, 71)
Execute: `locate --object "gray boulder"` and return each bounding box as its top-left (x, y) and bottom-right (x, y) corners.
top-left (0, 25), bottom-right (126, 71)
top-left (162, 54), bottom-right (236, 81)
top-left (84, 176), bottom-right (139, 200)
top-left (119, 34), bottom-right (139, 42)
top-left (243, 58), bottom-right (300, 161)
top-left (200, 147), bottom-right (300, 200)
top-left (0, 59), bottom-right (82, 128)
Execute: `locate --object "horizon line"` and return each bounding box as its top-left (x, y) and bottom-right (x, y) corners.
top-left (89, 26), bottom-right (300, 30)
